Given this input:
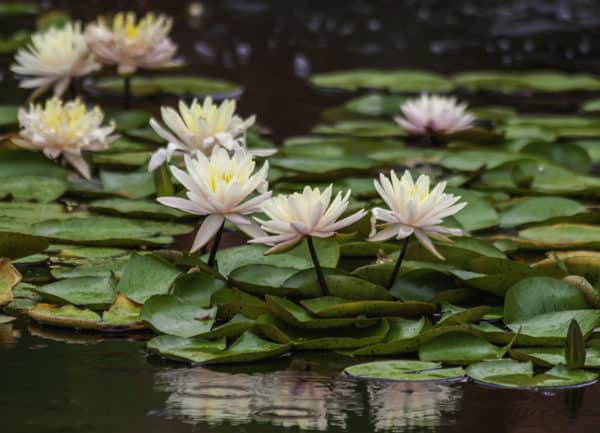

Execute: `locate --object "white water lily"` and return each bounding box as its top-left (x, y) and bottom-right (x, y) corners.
top-left (369, 170), bottom-right (466, 260)
top-left (13, 97), bottom-right (117, 180)
top-left (395, 94), bottom-right (475, 136)
top-left (148, 97), bottom-right (274, 171)
top-left (11, 22), bottom-right (100, 99)
top-left (157, 148), bottom-right (271, 252)
top-left (85, 11), bottom-right (179, 75)
top-left (251, 186), bottom-right (367, 254)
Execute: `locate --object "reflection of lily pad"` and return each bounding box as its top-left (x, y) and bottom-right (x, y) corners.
top-left (466, 359), bottom-right (598, 389)
top-left (345, 360), bottom-right (465, 382)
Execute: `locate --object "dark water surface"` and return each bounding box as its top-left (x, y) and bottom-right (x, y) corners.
top-left (3, 1), bottom-right (600, 432)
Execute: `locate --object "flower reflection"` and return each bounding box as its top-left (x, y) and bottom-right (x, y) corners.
top-left (366, 381), bottom-right (462, 432)
top-left (154, 366), bottom-right (361, 430)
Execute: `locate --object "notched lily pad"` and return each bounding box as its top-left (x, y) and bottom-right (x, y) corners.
top-left (28, 303), bottom-right (102, 330)
top-left (33, 274), bottom-right (117, 309)
top-left (300, 296), bottom-right (435, 318)
top-left (345, 360), bottom-right (465, 382)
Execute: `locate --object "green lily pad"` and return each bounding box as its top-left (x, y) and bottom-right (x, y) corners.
top-left (310, 69), bottom-right (453, 92)
top-left (313, 120), bottom-right (404, 138)
top-left (31, 216), bottom-right (192, 247)
top-left (274, 318), bottom-right (391, 350)
top-left (342, 93), bottom-right (406, 116)
top-left (100, 171), bottom-right (155, 198)
top-left (172, 272), bottom-right (226, 307)
top-left (265, 295), bottom-right (378, 329)
top-left (211, 288), bottom-right (268, 320)
top-left (419, 331), bottom-right (510, 365)
top-left (504, 277), bottom-right (591, 324)
top-left (453, 71), bottom-right (600, 93)
top-left (499, 197), bottom-right (588, 228)
top-left (229, 264), bottom-right (304, 296)
top-left (196, 314), bottom-right (255, 339)
top-left (88, 198), bottom-right (190, 220)
top-left (448, 188), bottom-right (499, 232)
top-left (91, 75), bottom-right (241, 98)
top-left (0, 175), bottom-right (68, 202)
top-left (50, 259), bottom-right (126, 279)
top-left (147, 331), bottom-right (290, 364)
top-left (300, 296), bottom-right (435, 318)
top-left (141, 294), bottom-right (217, 337)
top-left (466, 359), bottom-right (598, 389)
top-left (0, 150), bottom-right (67, 179)
top-left (105, 109), bottom-right (152, 132)
top-left (116, 253), bottom-right (180, 303)
top-left (216, 239), bottom-right (339, 277)
top-left (345, 360), bottom-right (465, 382)
top-left (33, 275), bottom-right (116, 309)
top-left (507, 310), bottom-right (600, 346)
top-left (437, 303), bottom-right (490, 326)
top-left (509, 346), bottom-right (600, 368)
top-left (92, 151), bottom-right (151, 168)
top-left (516, 224), bottom-right (600, 249)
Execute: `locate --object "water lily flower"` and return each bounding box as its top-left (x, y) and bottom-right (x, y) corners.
top-left (395, 94), bottom-right (475, 136)
top-left (369, 170), bottom-right (466, 288)
top-left (11, 22), bottom-right (100, 99)
top-left (13, 97), bottom-right (117, 180)
top-left (251, 186), bottom-right (367, 294)
top-left (85, 11), bottom-right (179, 75)
top-left (157, 148), bottom-right (271, 263)
top-left (148, 97), bottom-right (273, 171)
top-left (252, 186), bottom-right (367, 254)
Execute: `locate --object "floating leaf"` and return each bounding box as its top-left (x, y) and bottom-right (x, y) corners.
top-left (116, 253), bottom-right (180, 303)
top-left (310, 69), bottom-right (453, 92)
top-left (419, 331), bottom-right (509, 365)
top-left (91, 75), bottom-right (241, 98)
top-left (454, 71), bottom-right (600, 93)
top-left (300, 296), bottom-right (434, 318)
top-left (88, 198), bottom-right (190, 220)
top-left (147, 331), bottom-right (290, 364)
top-left (499, 197), bottom-right (587, 228)
top-left (466, 359), bottom-right (598, 389)
top-left (504, 276), bottom-right (590, 324)
top-left (141, 294), bottom-right (217, 337)
top-left (33, 275), bottom-right (116, 309)
top-left (345, 360), bottom-right (465, 382)
top-left (265, 295), bottom-right (378, 329)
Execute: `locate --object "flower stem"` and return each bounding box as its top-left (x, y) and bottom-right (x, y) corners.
top-left (207, 221), bottom-right (225, 268)
top-left (307, 236), bottom-right (329, 296)
top-left (154, 162), bottom-right (174, 197)
top-left (386, 235), bottom-right (410, 290)
top-left (123, 75), bottom-right (131, 109)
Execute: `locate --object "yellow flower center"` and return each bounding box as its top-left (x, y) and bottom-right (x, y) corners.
top-left (207, 170), bottom-right (234, 191)
top-left (408, 185), bottom-right (429, 202)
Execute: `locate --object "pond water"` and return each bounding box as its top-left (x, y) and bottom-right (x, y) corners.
top-left (3, 1), bottom-right (600, 432)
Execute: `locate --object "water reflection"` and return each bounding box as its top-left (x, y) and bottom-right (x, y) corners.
top-left (154, 360), bottom-right (463, 431)
top-left (0, 323), bottom-right (20, 348)
top-left (155, 365), bottom-right (361, 430)
top-left (367, 381), bottom-right (462, 432)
